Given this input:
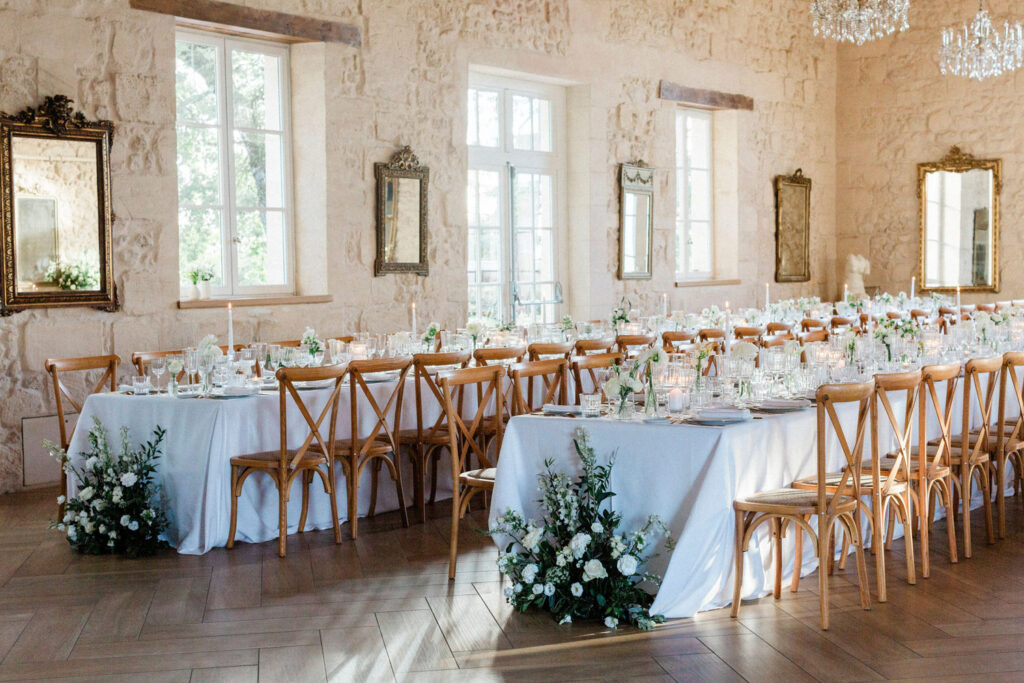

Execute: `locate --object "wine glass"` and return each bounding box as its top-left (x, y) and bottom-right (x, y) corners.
top-left (184, 348), bottom-right (198, 386)
top-left (150, 357), bottom-right (166, 393)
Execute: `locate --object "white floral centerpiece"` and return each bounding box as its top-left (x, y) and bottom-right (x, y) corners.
top-left (874, 316), bottom-right (918, 362)
top-left (422, 321), bottom-right (440, 349)
top-left (489, 429), bottom-right (672, 629)
top-left (601, 364), bottom-right (644, 420)
top-left (635, 346), bottom-right (667, 416)
top-left (47, 418), bottom-right (168, 557)
top-left (197, 333), bottom-right (223, 364)
top-left (610, 297), bottom-right (631, 332)
top-left (301, 327), bottom-right (323, 357)
top-left (560, 315), bottom-right (574, 334)
top-left (699, 305), bottom-right (725, 329)
top-left (465, 318), bottom-right (489, 349)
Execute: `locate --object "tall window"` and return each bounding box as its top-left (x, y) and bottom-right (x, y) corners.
top-left (924, 171), bottom-right (962, 287)
top-left (175, 30), bottom-right (294, 296)
top-left (675, 108), bottom-right (714, 280)
top-left (467, 72), bottom-right (565, 324)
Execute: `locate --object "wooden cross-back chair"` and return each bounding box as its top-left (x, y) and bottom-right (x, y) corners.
top-left (45, 355), bottom-right (121, 517)
top-left (509, 359), bottom-right (568, 416)
top-left (731, 381), bottom-right (873, 630)
top-left (527, 342), bottom-right (572, 361)
top-left (227, 364), bottom-right (346, 557)
top-left (398, 351), bottom-right (471, 522)
top-left (800, 318), bottom-right (826, 332)
top-left (473, 346), bottom-right (526, 431)
top-left (698, 328), bottom-right (725, 343)
top-left (662, 330), bottom-right (695, 353)
top-left (976, 303), bottom-right (996, 313)
top-left (439, 365), bottom-right (505, 579)
top-left (338, 357), bottom-right (414, 538)
top-left (733, 326), bottom-right (763, 342)
top-left (766, 322), bottom-right (792, 335)
top-left (615, 334), bottom-right (655, 358)
top-left (573, 338), bottom-right (615, 356)
top-left (885, 312), bottom-right (904, 320)
top-left (830, 316), bottom-right (856, 334)
top-left (989, 352), bottom-right (1024, 538)
top-left (570, 352), bottom-right (623, 403)
top-left (799, 329), bottom-right (829, 344)
top-left (909, 309), bottom-right (929, 324)
top-left (927, 356), bottom-right (999, 557)
top-left (131, 350), bottom-right (190, 385)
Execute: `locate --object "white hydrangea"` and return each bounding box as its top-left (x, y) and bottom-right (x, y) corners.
top-left (77, 486), bottom-right (94, 501)
top-left (504, 587), bottom-right (514, 599)
top-left (570, 582), bottom-right (583, 597)
top-left (85, 456), bottom-right (98, 470)
top-left (543, 583), bottom-right (555, 596)
top-left (120, 514), bottom-right (132, 527)
top-left (521, 563), bottom-right (539, 584)
top-left (569, 532), bottom-right (591, 559)
top-left (531, 583), bottom-right (544, 595)
top-left (521, 525), bottom-right (543, 552)
top-left (617, 555), bottom-right (639, 577)
top-left (590, 521), bottom-right (603, 534)
top-left (604, 616), bottom-right (618, 629)
top-left (582, 559), bottom-right (607, 582)
top-left (120, 472), bottom-right (138, 488)
top-left (128, 521), bottom-right (139, 531)
top-left (56, 495), bottom-right (66, 505)
top-left (513, 583), bottom-right (523, 594)
top-left (111, 487), bottom-right (123, 504)
top-left (609, 535), bottom-right (626, 559)
top-left (67, 525), bottom-right (77, 540)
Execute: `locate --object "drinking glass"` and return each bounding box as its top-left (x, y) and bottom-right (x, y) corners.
top-left (131, 375), bottom-right (150, 395)
top-left (150, 357), bottom-right (166, 392)
top-left (580, 393), bottom-right (602, 417)
top-left (184, 348), bottom-right (198, 385)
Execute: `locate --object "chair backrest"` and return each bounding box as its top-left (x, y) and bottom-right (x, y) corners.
top-left (573, 338), bottom-right (615, 356)
top-left (410, 351), bottom-right (472, 444)
top-left (615, 334), bottom-right (654, 357)
top-left (276, 364), bottom-right (347, 469)
top-left (766, 322), bottom-right (791, 334)
top-left (509, 359), bottom-right (568, 415)
top-left (272, 340), bottom-right (303, 348)
top-left (799, 329), bottom-right (828, 344)
top-left (761, 334), bottom-right (791, 349)
top-left (815, 381), bottom-right (873, 516)
top-left (998, 352), bottom-right (1024, 456)
top-left (131, 349), bottom-right (186, 381)
top-left (960, 357), bottom-right (1003, 462)
top-left (439, 365), bottom-right (505, 475)
top-left (662, 330), bottom-right (695, 353)
top-left (698, 328), bottom-right (725, 342)
top-left (733, 326), bottom-right (763, 341)
top-left (570, 352), bottom-right (623, 403)
top-left (909, 309), bottom-right (928, 323)
top-left (976, 303), bottom-right (996, 313)
top-left (527, 342), bottom-right (572, 361)
top-left (45, 355), bottom-right (121, 450)
top-left (473, 346), bottom-right (527, 366)
top-left (830, 316), bottom-right (855, 332)
top-left (871, 371), bottom-right (921, 493)
top-left (800, 318), bottom-right (826, 332)
top-left (920, 363), bottom-right (961, 473)
top-left (346, 357), bottom-right (414, 457)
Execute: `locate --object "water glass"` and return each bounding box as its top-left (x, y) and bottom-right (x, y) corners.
top-left (580, 392), bottom-right (602, 417)
top-left (131, 375), bottom-right (151, 395)
top-left (150, 357), bottom-right (166, 391)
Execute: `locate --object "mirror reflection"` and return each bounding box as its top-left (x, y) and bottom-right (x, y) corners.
top-left (618, 161), bottom-right (653, 280)
top-left (12, 136), bottom-right (102, 293)
top-left (382, 176), bottom-right (421, 264)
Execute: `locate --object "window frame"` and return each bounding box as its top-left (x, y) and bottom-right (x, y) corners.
top-left (175, 28), bottom-right (296, 298)
top-left (675, 107), bottom-right (715, 282)
top-left (466, 71), bottom-right (567, 324)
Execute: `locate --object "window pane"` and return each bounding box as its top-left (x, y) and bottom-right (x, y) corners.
top-left (478, 170), bottom-right (500, 226)
top-left (467, 229), bottom-right (479, 273)
top-left (512, 94), bottom-right (552, 152)
top-left (466, 89), bottom-right (479, 146)
top-left (534, 230), bottom-right (553, 281)
top-left (177, 125), bottom-right (221, 206)
top-left (478, 285), bottom-right (501, 320)
top-left (468, 89), bottom-right (499, 148)
top-left (236, 210), bottom-right (287, 286)
top-left (533, 97), bottom-right (551, 152)
top-left (176, 40), bottom-right (219, 125)
top-left (179, 207), bottom-right (224, 285)
top-left (515, 230), bottom-right (533, 281)
top-left (688, 169), bottom-right (711, 221)
top-left (688, 221), bottom-right (712, 274)
top-left (480, 228), bottom-right (500, 264)
top-left (234, 131), bottom-right (285, 208)
top-left (686, 113), bottom-right (711, 168)
top-left (231, 50), bottom-right (282, 131)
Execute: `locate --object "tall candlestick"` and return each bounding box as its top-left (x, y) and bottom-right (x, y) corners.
top-left (227, 302), bottom-right (234, 358)
top-left (765, 282), bottom-right (770, 308)
top-left (910, 276), bottom-right (916, 300)
top-left (410, 302), bottom-right (417, 335)
top-left (843, 283), bottom-right (848, 303)
top-left (662, 293), bottom-right (668, 317)
top-left (956, 286), bottom-right (962, 315)
top-left (724, 301), bottom-right (731, 358)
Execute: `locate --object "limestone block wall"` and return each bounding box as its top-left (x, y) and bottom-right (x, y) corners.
top-left (835, 0), bottom-right (1024, 301)
top-left (0, 0), bottom-right (838, 492)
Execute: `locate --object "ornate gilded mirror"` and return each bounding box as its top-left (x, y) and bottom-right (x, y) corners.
top-left (0, 96), bottom-right (116, 315)
top-left (375, 146), bottom-right (428, 276)
top-left (918, 146), bottom-right (1000, 292)
top-left (618, 161), bottom-right (653, 280)
top-left (774, 169), bottom-right (811, 283)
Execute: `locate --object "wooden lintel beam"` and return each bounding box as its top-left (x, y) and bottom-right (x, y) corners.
top-left (658, 80), bottom-right (753, 111)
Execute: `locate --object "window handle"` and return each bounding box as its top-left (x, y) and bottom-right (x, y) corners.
top-left (231, 236), bottom-right (242, 245)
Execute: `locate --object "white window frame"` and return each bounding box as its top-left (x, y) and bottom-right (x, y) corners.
top-left (467, 70), bottom-right (567, 324)
top-left (675, 107), bottom-right (715, 281)
top-left (175, 28), bottom-right (296, 298)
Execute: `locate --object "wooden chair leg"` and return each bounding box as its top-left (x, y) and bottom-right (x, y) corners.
top-left (411, 448), bottom-right (427, 523)
top-left (429, 451), bottom-right (440, 504)
top-left (348, 459), bottom-right (359, 540)
top-left (227, 465), bottom-right (240, 549)
top-left (919, 484), bottom-right (931, 578)
top-left (940, 480), bottom-right (958, 565)
top-left (960, 466), bottom-right (972, 558)
top-left (389, 453), bottom-right (410, 528)
top-left (448, 485), bottom-right (461, 581)
top-left (278, 478), bottom-right (288, 558)
top-left (818, 516), bottom-right (831, 630)
top-left (979, 464), bottom-right (995, 545)
top-left (995, 454), bottom-right (1007, 539)
top-left (298, 470), bottom-right (312, 533)
top-left (772, 518), bottom-right (782, 599)
top-left (837, 525), bottom-right (850, 571)
top-left (884, 500), bottom-right (897, 551)
top-left (849, 512), bottom-right (872, 612)
top-left (368, 459), bottom-right (381, 518)
top-left (325, 464), bottom-right (341, 544)
top-left (792, 518), bottom-right (803, 593)
top-left (871, 493), bottom-right (886, 602)
top-left (900, 494), bottom-right (916, 585)
top-left (730, 510), bottom-right (746, 618)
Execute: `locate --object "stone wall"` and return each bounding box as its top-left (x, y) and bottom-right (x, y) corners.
top-left (0, 0), bottom-right (838, 492)
top-left (835, 0), bottom-right (1023, 301)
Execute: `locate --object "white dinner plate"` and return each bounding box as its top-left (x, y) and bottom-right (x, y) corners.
top-left (691, 416), bottom-right (751, 426)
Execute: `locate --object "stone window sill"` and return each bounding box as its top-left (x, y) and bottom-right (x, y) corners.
top-left (177, 294), bottom-right (333, 309)
top-left (674, 279), bottom-right (741, 288)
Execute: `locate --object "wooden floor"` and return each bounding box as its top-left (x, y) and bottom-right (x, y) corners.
top-left (2, 490), bottom-right (1024, 683)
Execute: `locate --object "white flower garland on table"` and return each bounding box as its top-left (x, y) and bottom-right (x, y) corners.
top-left (47, 418), bottom-right (169, 557)
top-left (489, 429), bottom-right (673, 629)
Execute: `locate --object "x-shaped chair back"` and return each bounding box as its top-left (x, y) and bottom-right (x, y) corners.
top-left (574, 338), bottom-right (615, 356)
top-left (509, 359), bottom-right (568, 415)
top-left (131, 350), bottom-right (187, 382)
top-left (662, 331), bottom-right (695, 353)
top-left (410, 351), bottom-right (471, 443)
top-left (472, 346), bottom-right (525, 423)
top-left (801, 318), bottom-right (826, 332)
top-left (999, 352), bottom-right (1024, 452)
top-left (347, 357), bottom-right (414, 459)
top-left (816, 381), bottom-right (873, 518)
top-left (698, 328), bottom-right (725, 342)
top-left (439, 365), bottom-right (505, 476)
top-left (527, 342), bottom-right (572, 361)
top-left (733, 326), bottom-right (763, 342)
top-left (615, 334), bottom-right (655, 358)
top-left (830, 317), bottom-right (856, 333)
top-left (920, 363), bottom-right (961, 472)
top-left (766, 322), bottom-right (792, 335)
top-left (800, 329), bottom-right (829, 344)
top-left (872, 371), bottom-right (922, 493)
top-left (961, 356), bottom-right (1002, 462)
top-left (45, 355), bottom-right (120, 450)
top-left (570, 352), bottom-right (622, 403)
top-left (277, 364), bottom-right (347, 469)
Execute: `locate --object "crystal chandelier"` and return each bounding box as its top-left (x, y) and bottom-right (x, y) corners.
top-left (811, 0), bottom-right (910, 45)
top-left (940, 1), bottom-right (1024, 81)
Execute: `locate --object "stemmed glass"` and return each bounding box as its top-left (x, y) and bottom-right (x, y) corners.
top-left (150, 357), bottom-right (166, 393)
top-left (197, 356), bottom-right (215, 395)
top-left (184, 348), bottom-right (198, 387)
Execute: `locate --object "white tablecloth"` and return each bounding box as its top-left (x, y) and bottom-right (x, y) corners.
top-left (67, 379), bottom-right (455, 554)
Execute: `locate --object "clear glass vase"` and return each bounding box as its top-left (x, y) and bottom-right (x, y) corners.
top-left (614, 395), bottom-right (634, 420)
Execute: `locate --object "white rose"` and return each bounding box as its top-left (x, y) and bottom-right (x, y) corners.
top-left (78, 486), bottom-right (94, 501)
top-left (111, 487), bottom-right (123, 504)
top-left (120, 514), bottom-right (131, 527)
top-left (602, 377), bottom-right (622, 398)
top-left (570, 582), bottom-right (583, 597)
top-left (82, 520), bottom-right (95, 534)
top-left (559, 614), bottom-right (572, 625)
top-left (120, 472), bottom-right (138, 488)
top-left (590, 521), bottom-right (603, 533)
top-left (513, 583), bottom-right (523, 594)
top-left (582, 559), bottom-right (607, 582)
top-left (85, 456), bottom-right (98, 470)
top-left (604, 616), bottom-right (618, 629)
top-left (128, 521), bottom-right (139, 531)
top-left (569, 533), bottom-right (591, 559)
top-left (617, 555), bottom-right (639, 577)
top-left (521, 526), bottom-right (543, 552)
top-left (532, 583), bottom-right (544, 595)
top-left (521, 563), bottom-right (539, 584)
top-left (555, 554), bottom-right (567, 567)
top-left (544, 583), bottom-right (555, 596)
top-left (56, 495), bottom-right (66, 505)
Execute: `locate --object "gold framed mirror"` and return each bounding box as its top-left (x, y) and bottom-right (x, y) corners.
top-left (774, 169), bottom-right (811, 283)
top-left (618, 160), bottom-right (653, 280)
top-left (374, 146), bottom-right (428, 276)
top-left (918, 146), bottom-right (1000, 293)
top-left (0, 95), bottom-right (116, 315)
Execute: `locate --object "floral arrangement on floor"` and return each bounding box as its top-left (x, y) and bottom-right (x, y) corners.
top-left (489, 429), bottom-right (672, 629)
top-left (47, 418), bottom-right (168, 557)
top-left (301, 327), bottom-right (322, 356)
top-left (46, 257), bottom-right (99, 291)
top-left (423, 321), bottom-right (440, 348)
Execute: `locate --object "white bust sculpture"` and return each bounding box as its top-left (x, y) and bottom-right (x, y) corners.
top-left (845, 254), bottom-right (870, 297)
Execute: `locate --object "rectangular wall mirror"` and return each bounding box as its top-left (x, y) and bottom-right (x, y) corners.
top-left (618, 161), bottom-right (653, 280)
top-left (375, 146), bottom-right (428, 276)
top-left (1, 96), bottom-right (116, 315)
top-left (774, 169), bottom-right (811, 283)
top-left (919, 147), bottom-right (1000, 292)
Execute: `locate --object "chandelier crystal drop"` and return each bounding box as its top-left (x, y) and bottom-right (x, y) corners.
top-left (810, 0), bottom-right (910, 45)
top-left (940, 1), bottom-right (1024, 81)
